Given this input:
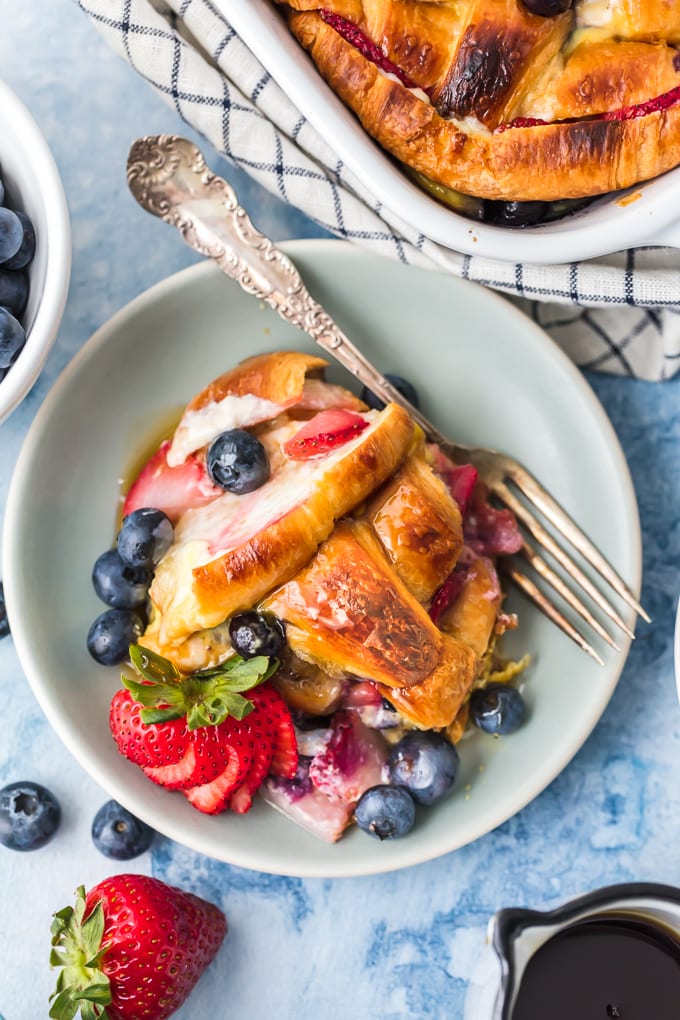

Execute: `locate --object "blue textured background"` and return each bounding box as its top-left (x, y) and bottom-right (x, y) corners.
top-left (0, 3), bottom-right (678, 1017)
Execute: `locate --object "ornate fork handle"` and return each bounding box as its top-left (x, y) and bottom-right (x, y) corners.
top-left (127, 134), bottom-right (450, 446)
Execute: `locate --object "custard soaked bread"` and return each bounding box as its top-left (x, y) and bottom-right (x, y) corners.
top-left (275, 1), bottom-right (680, 201)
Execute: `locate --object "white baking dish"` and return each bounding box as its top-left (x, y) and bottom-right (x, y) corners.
top-left (225, 0), bottom-right (680, 264)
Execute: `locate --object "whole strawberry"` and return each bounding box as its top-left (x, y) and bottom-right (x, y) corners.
top-left (49, 874), bottom-right (227, 1020)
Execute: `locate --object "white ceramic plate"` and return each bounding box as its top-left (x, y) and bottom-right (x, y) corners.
top-left (225, 0), bottom-right (680, 263)
top-left (3, 242), bottom-right (641, 877)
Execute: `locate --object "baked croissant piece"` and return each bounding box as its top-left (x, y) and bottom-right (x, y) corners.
top-left (129, 350), bottom-right (519, 734)
top-left (274, 0), bottom-right (680, 201)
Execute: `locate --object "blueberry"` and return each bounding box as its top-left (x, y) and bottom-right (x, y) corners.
top-left (0, 307), bottom-right (26, 368)
top-left (388, 731), bottom-right (460, 805)
top-left (0, 781), bottom-right (61, 851)
top-left (521, 0), bottom-right (573, 15)
top-left (228, 610), bottom-right (286, 659)
top-left (0, 269), bottom-right (28, 317)
top-left (0, 581), bottom-right (9, 639)
top-left (2, 210), bottom-right (35, 270)
top-left (117, 507), bottom-right (173, 570)
top-left (483, 200), bottom-right (551, 228)
top-left (92, 548), bottom-right (152, 609)
top-left (86, 608), bottom-right (144, 666)
top-left (355, 785), bottom-right (416, 840)
top-left (0, 176), bottom-right (5, 206)
top-left (0, 207), bottom-right (23, 263)
top-left (207, 429), bottom-right (270, 493)
top-left (91, 799), bottom-right (155, 859)
top-left (361, 373), bottom-right (420, 411)
top-left (469, 683), bottom-right (526, 736)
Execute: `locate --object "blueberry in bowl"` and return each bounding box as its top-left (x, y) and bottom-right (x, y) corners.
top-left (0, 79), bottom-right (70, 422)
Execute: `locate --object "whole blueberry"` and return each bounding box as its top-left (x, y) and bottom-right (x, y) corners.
top-left (86, 608), bottom-right (144, 666)
top-left (469, 683), bottom-right (526, 736)
top-left (0, 269), bottom-right (28, 317)
top-left (91, 800), bottom-right (155, 860)
top-left (483, 200), bottom-right (551, 228)
top-left (117, 507), bottom-right (173, 570)
top-left (521, 0), bottom-right (573, 15)
top-left (361, 373), bottom-right (420, 411)
top-left (229, 610), bottom-right (286, 659)
top-left (0, 580), bottom-right (9, 639)
top-left (354, 784), bottom-right (416, 840)
top-left (207, 429), bottom-right (270, 494)
top-left (0, 307), bottom-right (26, 369)
top-left (388, 731), bottom-right (460, 805)
top-left (0, 781), bottom-right (61, 851)
top-left (92, 548), bottom-right (152, 609)
top-left (2, 210), bottom-right (35, 270)
top-left (0, 207), bottom-right (23, 263)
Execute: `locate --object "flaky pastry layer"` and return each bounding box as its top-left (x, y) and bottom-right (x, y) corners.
top-left (278, 2), bottom-right (680, 200)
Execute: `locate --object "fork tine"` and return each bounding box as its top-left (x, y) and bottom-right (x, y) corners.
top-left (519, 541), bottom-right (620, 651)
top-left (501, 564), bottom-right (605, 665)
top-left (494, 481), bottom-right (636, 640)
top-left (506, 465), bottom-right (650, 623)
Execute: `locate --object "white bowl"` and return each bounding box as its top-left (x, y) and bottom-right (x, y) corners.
top-left (226, 0), bottom-right (680, 264)
top-left (0, 79), bottom-right (71, 423)
top-left (3, 243), bottom-right (642, 877)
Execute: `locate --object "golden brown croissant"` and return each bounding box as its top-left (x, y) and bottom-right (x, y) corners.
top-left (133, 351), bottom-right (517, 736)
top-left (367, 442), bottom-right (463, 603)
top-left (144, 401), bottom-right (415, 663)
top-left (275, 1), bottom-right (680, 201)
top-left (263, 519), bottom-right (478, 727)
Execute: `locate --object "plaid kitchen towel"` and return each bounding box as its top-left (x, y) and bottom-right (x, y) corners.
top-left (75, 0), bottom-right (680, 380)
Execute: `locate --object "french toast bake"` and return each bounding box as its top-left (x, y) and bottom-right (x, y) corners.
top-left (91, 351), bottom-right (527, 841)
top-left (274, 1), bottom-right (680, 203)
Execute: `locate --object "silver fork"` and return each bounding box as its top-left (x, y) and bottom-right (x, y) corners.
top-left (126, 134), bottom-right (649, 664)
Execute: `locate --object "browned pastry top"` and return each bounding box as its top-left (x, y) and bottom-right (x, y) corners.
top-left (276, 1), bottom-right (680, 200)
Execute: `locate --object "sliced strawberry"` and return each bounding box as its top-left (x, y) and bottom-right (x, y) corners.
top-left (270, 715), bottom-right (298, 780)
top-left (227, 710), bottom-right (277, 815)
top-left (109, 688), bottom-right (189, 768)
top-left (429, 568), bottom-right (468, 626)
top-left (319, 9), bottom-right (421, 91)
top-left (441, 462), bottom-right (479, 517)
top-left (184, 738), bottom-right (252, 814)
top-left (248, 685), bottom-right (298, 780)
top-left (123, 439), bottom-right (222, 524)
top-left (143, 742), bottom-right (198, 790)
top-left (282, 409), bottom-right (369, 460)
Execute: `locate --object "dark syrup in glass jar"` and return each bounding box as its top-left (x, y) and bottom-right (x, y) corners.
top-left (511, 914), bottom-right (680, 1019)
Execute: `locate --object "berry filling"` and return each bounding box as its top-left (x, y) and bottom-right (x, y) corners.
top-left (319, 9), bottom-right (423, 92)
top-left (495, 85), bottom-right (680, 132)
top-left (318, 10), bottom-right (680, 132)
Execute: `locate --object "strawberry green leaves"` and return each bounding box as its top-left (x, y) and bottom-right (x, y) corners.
top-left (122, 645), bottom-right (279, 729)
top-left (49, 887), bottom-right (112, 1020)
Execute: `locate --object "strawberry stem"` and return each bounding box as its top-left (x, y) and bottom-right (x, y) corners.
top-left (122, 645), bottom-right (279, 729)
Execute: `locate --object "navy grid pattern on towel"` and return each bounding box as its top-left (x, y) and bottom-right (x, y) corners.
top-left (74, 0), bottom-right (680, 380)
